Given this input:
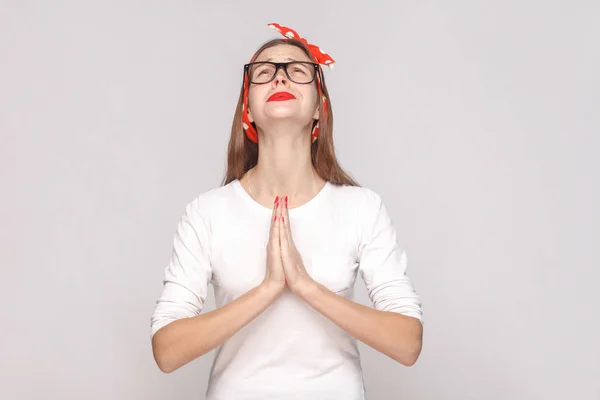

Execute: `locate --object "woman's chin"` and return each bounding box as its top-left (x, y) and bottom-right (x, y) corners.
top-left (263, 104), bottom-right (298, 116)
top-left (263, 110), bottom-right (301, 120)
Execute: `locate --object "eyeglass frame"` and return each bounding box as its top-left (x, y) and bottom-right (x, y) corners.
top-left (243, 61), bottom-right (322, 85)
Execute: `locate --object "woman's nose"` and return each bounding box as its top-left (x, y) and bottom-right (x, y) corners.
top-left (273, 67), bottom-right (288, 84)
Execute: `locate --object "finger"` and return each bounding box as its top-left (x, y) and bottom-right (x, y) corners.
top-left (276, 195), bottom-right (284, 221)
top-left (271, 196), bottom-right (279, 220)
top-left (282, 195), bottom-right (292, 238)
top-left (279, 202), bottom-right (290, 250)
top-left (276, 196), bottom-right (285, 246)
top-left (279, 209), bottom-right (295, 277)
top-left (268, 196), bottom-right (280, 243)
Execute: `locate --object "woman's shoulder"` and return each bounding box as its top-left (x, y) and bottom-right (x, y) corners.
top-left (181, 180), bottom-right (239, 214)
top-left (325, 183), bottom-right (390, 230)
top-left (327, 182), bottom-right (384, 208)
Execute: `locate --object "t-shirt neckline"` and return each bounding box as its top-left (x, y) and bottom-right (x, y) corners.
top-left (232, 179), bottom-right (332, 216)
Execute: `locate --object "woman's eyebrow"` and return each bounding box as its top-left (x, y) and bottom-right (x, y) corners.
top-left (264, 56), bottom-right (297, 62)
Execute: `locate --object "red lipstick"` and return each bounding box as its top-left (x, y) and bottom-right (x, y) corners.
top-left (267, 91), bottom-right (296, 102)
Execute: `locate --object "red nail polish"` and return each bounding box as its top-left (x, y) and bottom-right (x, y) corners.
top-left (281, 216), bottom-right (285, 222)
top-left (273, 215), bottom-right (277, 221)
top-left (274, 196), bottom-right (279, 204)
top-left (284, 196), bottom-right (288, 206)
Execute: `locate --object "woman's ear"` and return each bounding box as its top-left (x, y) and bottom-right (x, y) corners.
top-left (313, 102), bottom-right (320, 120)
top-left (247, 107), bottom-right (254, 123)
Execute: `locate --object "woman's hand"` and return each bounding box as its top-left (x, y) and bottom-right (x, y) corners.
top-left (262, 196), bottom-right (286, 295)
top-left (279, 196), bottom-right (315, 296)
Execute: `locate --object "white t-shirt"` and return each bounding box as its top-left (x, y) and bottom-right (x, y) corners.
top-left (151, 179), bottom-right (423, 400)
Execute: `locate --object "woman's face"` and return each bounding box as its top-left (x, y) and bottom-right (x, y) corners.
top-left (247, 44), bottom-right (320, 132)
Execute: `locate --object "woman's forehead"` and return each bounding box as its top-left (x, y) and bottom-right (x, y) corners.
top-left (254, 44), bottom-right (313, 63)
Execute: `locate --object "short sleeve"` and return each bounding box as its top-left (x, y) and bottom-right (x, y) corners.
top-left (150, 198), bottom-right (213, 337)
top-left (358, 191), bottom-right (423, 324)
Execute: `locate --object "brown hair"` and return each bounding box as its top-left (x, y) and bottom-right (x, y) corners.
top-left (221, 38), bottom-right (359, 187)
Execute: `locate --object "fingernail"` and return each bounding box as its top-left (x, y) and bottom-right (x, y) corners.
top-left (284, 196), bottom-right (288, 206)
top-left (274, 196), bottom-right (279, 204)
top-left (273, 215), bottom-right (277, 221)
top-left (281, 216), bottom-right (285, 222)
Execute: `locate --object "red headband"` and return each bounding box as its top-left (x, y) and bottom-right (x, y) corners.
top-left (242, 23), bottom-right (335, 143)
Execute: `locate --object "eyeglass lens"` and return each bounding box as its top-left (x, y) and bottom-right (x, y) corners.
top-left (248, 62), bottom-right (315, 84)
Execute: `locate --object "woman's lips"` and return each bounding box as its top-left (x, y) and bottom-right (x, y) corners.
top-left (267, 92), bottom-right (296, 102)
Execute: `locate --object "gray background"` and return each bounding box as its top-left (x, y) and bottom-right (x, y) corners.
top-left (1, 1), bottom-right (599, 399)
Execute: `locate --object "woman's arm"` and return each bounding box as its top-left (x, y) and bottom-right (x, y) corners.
top-left (152, 282), bottom-right (282, 373)
top-left (152, 195), bottom-right (286, 373)
top-left (297, 282), bottom-right (422, 366)
top-left (278, 191), bottom-right (423, 366)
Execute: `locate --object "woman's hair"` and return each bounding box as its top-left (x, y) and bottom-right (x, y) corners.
top-left (221, 38), bottom-right (359, 187)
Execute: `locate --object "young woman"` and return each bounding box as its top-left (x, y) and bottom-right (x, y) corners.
top-left (151, 23), bottom-right (423, 400)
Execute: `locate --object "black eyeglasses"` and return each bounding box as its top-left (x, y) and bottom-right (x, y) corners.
top-left (244, 61), bottom-right (320, 84)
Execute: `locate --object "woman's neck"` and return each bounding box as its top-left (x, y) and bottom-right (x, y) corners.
top-left (243, 138), bottom-right (326, 208)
